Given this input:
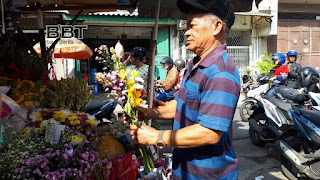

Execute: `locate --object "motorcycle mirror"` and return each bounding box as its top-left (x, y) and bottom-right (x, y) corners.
top-left (316, 67), bottom-right (319, 71)
top-left (157, 76), bottom-right (160, 80)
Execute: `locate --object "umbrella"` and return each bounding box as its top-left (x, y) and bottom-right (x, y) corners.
top-left (33, 37), bottom-right (93, 60)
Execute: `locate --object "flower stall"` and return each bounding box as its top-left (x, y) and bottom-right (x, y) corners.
top-left (0, 42), bottom-right (170, 180)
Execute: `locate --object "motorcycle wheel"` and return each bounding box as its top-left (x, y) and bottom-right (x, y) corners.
top-left (249, 113), bottom-right (267, 146)
top-left (240, 101), bottom-right (255, 121)
top-left (280, 155), bottom-right (298, 180)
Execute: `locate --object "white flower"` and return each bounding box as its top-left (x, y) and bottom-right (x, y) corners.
top-left (139, 100), bottom-right (148, 108)
top-left (61, 110), bottom-right (71, 116)
top-left (133, 84), bottom-right (144, 90)
top-left (135, 76), bottom-right (144, 84)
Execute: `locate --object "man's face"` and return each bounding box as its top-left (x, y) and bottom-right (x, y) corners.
top-left (184, 12), bottom-right (214, 55)
top-left (289, 56), bottom-right (296, 62)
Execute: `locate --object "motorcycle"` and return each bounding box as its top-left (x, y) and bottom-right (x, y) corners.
top-left (84, 99), bottom-right (118, 125)
top-left (242, 73), bottom-right (253, 96)
top-left (240, 75), bottom-right (272, 121)
top-left (248, 86), bottom-right (308, 146)
top-left (275, 104), bottom-right (320, 179)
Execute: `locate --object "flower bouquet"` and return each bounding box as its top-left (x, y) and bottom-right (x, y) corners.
top-left (94, 44), bottom-right (155, 174)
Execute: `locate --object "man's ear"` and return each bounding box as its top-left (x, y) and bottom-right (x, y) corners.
top-left (212, 20), bottom-right (223, 36)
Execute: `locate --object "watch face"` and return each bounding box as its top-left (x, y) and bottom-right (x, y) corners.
top-left (156, 142), bottom-right (165, 149)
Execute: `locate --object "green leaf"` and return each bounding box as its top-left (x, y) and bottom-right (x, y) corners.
top-left (124, 101), bottom-right (132, 117)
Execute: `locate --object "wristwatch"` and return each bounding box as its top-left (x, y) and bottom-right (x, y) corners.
top-left (156, 130), bottom-right (166, 149)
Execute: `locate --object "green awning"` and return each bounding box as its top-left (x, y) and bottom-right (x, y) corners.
top-left (62, 14), bottom-right (180, 23)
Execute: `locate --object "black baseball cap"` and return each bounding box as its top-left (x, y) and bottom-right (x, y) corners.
top-left (176, 0), bottom-right (235, 29)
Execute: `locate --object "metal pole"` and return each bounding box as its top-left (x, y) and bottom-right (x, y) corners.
top-left (147, 0), bottom-right (161, 126)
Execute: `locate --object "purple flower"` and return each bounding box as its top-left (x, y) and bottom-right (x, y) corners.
top-left (25, 152), bottom-right (29, 156)
top-left (33, 169), bottom-right (42, 176)
top-left (63, 154), bottom-right (68, 160)
top-left (26, 158), bottom-right (32, 166)
top-left (73, 168), bottom-right (78, 172)
top-left (45, 153), bottom-right (51, 158)
top-left (14, 168), bottom-right (20, 173)
top-left (45, 148), bottom-right (51, 152)
top-left (85, 140), bottom-right (90, 144)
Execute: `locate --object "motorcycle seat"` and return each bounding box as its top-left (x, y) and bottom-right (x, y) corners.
top-left (274, 87), bottom-right (308, 103)
top-left (264, 94), bottom-right (292, 112)
top-left (295, 107), bottom-right (320, 127)
top-left (85, 99), bottom-right (114, 112)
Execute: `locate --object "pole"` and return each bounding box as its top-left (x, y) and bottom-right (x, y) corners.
top-left (147, 0), bottom-right (161, 126)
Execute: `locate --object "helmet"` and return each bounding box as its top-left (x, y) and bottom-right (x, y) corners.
top-left (287, 50), bottom-right (298, 61)
top-left (174, 59), bottom-right (186, 71)
top-left (160, 57), bottom-right (173, 69)
top-left (297, 67), bottom-right (320, 87)
top-left (272, 53), bottom-right (286, 65)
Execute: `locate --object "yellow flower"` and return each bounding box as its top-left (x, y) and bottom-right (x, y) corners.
top-left (24, 101), bottom-right (34, 107)
top-left (120, 70), bottom-right (126, 79)
top-left (86, 120), bottom-right (96, 126)
top-left (40, 123), bottom-right (45, 133)
top-left (36, 113), bottom-right (43, 122)
top-left (71, 136), bottom-right (84, 142)
top-left (132, 70), bottom-right (139, 78)
top-left (21, 128), bottom-right (30, 138)
top-left (40, 87), bottom-right (45, 92)
top-left (128, 88), bottom-right (143, 107)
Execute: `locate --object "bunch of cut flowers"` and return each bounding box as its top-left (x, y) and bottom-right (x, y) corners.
top-left (29, 109), bottom-right (98, 135)
top-left (94, 44), bottom-right (155, 174)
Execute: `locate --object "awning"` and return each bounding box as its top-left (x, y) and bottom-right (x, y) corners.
top-left (20, 0), bottom-right (141, 11)
top-left (138, 0), bottom-right (263, 19)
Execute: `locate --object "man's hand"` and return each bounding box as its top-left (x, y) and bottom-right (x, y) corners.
top-left (123, 107), bottom-right (153, 124)
top-left (130, 125), bottom-right (158, 145)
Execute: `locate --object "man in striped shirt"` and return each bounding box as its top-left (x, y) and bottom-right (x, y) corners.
top-left (128, 0), bottom-right (240, 179)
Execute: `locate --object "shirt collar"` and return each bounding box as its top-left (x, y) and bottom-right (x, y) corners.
top-left (189, 43), bottom-right (228, 69)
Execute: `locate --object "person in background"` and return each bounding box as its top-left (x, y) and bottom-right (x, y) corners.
top-left (172, 59), bottom-right (186, 92)
top-left (156, 57), bottom-right (179, 102)
top-left (286, 50), bottom-right (302, 88)
top-left (127, 0), bottom-right (240, 179)
top-left (126, 47), bottom-right (149, 92)
top-left (269, 53), bottom-right (288, 86)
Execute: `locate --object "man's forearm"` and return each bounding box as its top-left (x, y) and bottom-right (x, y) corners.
top-left (149, 100), bottom-right (177, 120)
top-left (162, 124), bottom-right (223, 148)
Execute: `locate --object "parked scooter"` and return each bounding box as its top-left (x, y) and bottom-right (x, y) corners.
top-left (275, 104), bottom-right (320, 179)
top-left (84, 99), bottom-right (118, 125)
top-left (240, 74), bottom-right (273, 121)
top-left (248, 86), bottom-right (308, 146)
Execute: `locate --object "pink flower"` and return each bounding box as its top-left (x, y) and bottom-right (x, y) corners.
top-left (105, 88), bottom-right (109, 91)
top-left (94, 48), bottom-right (98, 52)
top-left (119, 79), bottom-right (125, 83)
top-left (95, 56), bottom-right (99, 60)
top-left (103, 67), bottom-right (108, 70)
top-left (122, 90), bottom-right (127, 95)
top-left (111, 75), bottom-right (116, 80)
top-left (112, 79), bottom-right (117, 84)
top-left (106, 73), bottom-right (111, 78)
top-left (119, 82), bottom-right (124, 87)
top-left (112, 85), bottom-right (118, 90)
top-left (115, 41), bottom-right (124, 59)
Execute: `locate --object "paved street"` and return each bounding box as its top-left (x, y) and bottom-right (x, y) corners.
top-left (234, 94), bottom-right (288, 180)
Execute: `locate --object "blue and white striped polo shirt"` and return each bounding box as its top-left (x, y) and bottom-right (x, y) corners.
top-left (172, 44), bottom-right (240, 180)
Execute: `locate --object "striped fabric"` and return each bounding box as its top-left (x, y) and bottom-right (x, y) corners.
top-left (173, 44), bottom-right (240, 180)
